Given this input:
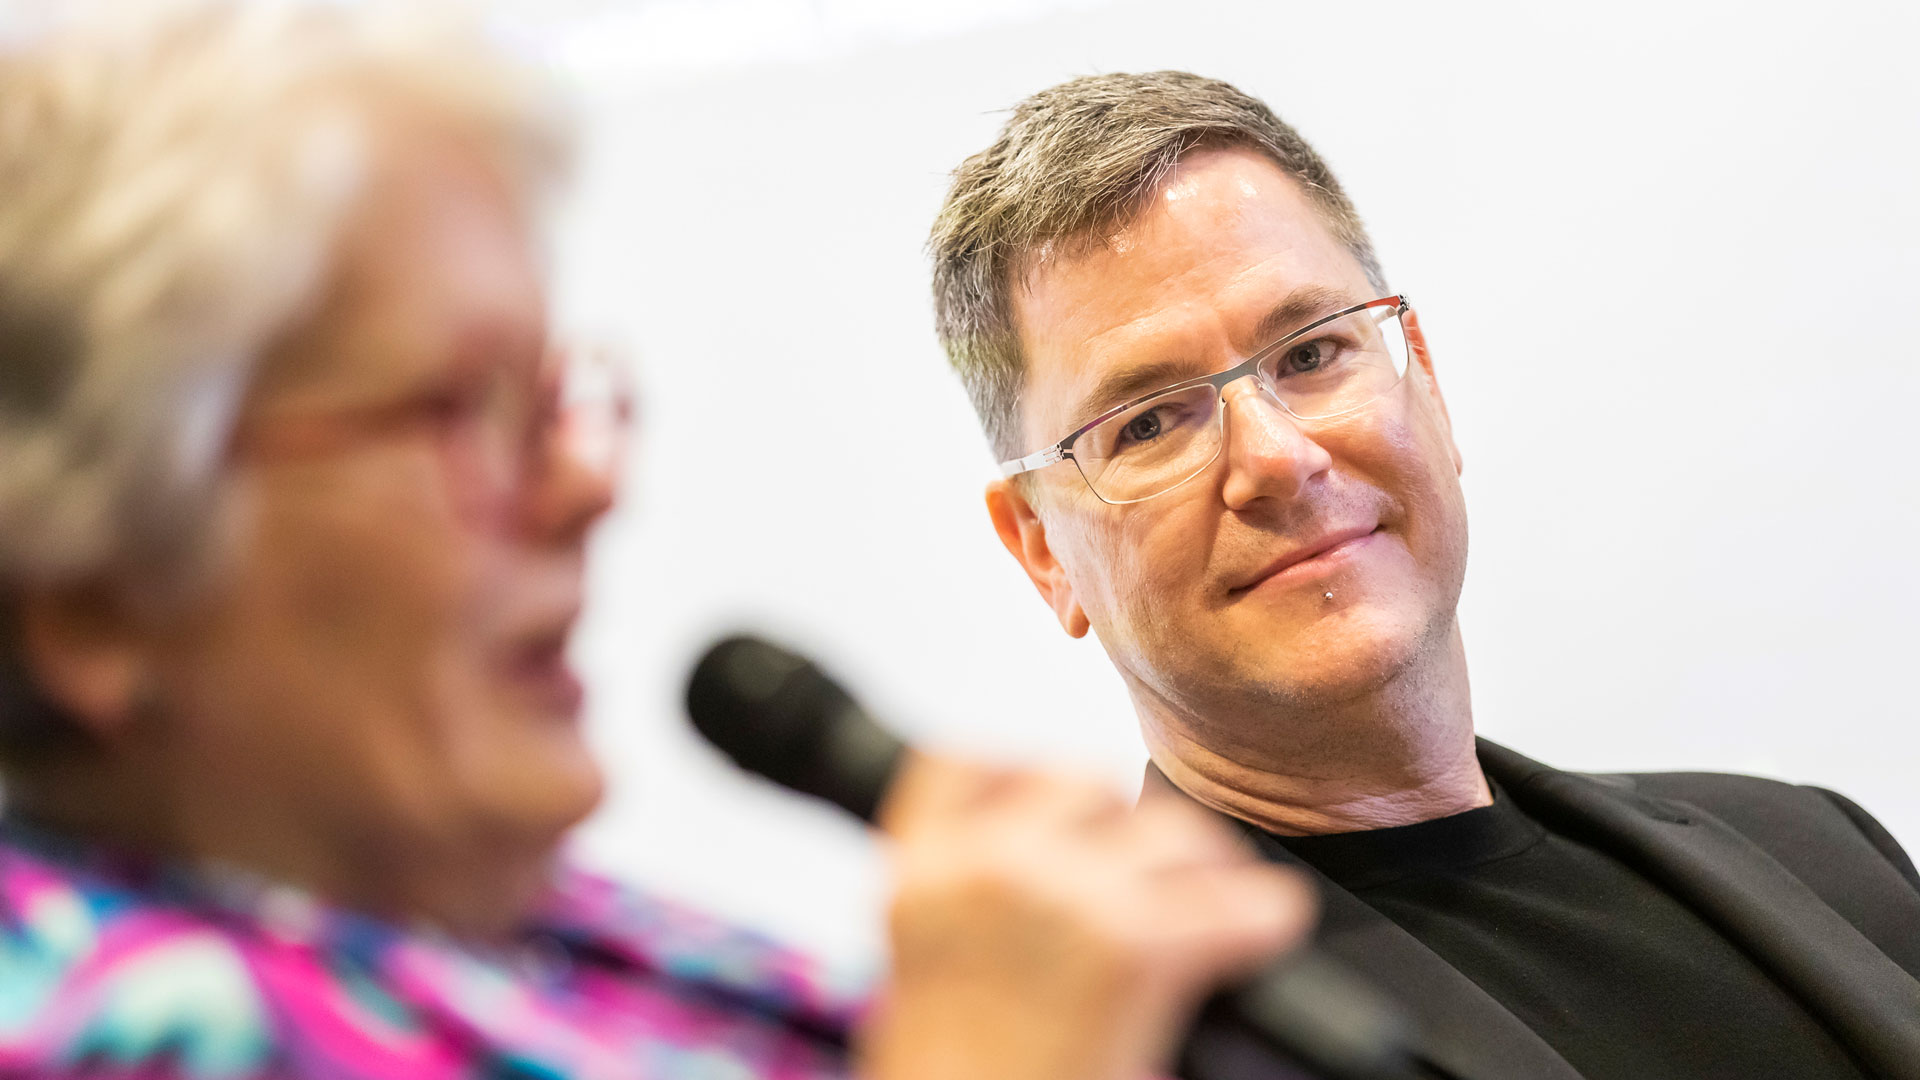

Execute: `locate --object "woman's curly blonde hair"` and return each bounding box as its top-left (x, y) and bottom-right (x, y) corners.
top-left (0, 0), bottom-right (569, 754)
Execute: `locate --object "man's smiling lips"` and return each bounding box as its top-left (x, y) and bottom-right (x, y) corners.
top-left (1229, 525), bottom-right (1383, 595)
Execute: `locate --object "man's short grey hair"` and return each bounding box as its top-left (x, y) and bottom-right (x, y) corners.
top-left (929, 70), bottom-right (1389, 463)
top-left (0, 0), bottom-right (570, 753)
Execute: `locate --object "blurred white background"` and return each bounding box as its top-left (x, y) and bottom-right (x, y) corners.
top-left (535, 0), bottom-right (1919, 967)
top-left (18, 0), bottom-right (1914, 969)
top-left (516, 0), bottom-right (1920, 968)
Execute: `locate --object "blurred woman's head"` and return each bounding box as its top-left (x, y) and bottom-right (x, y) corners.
top-left (0, 2), bottom-right (617, 935)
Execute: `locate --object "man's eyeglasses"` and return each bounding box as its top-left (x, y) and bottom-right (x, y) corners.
top-left (234, 343), bottom-right (633, 524)
top-left (1000, 295), bottom-right (1412, 505)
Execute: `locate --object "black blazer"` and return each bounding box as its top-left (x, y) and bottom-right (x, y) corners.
top-left (1147, 739), bottom-right (1920, 1080)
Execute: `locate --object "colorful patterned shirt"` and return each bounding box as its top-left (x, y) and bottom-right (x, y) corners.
top-left (0, 819), bottom-right (866, 1078)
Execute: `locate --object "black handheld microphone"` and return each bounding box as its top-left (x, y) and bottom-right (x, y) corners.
top-left (685, 634), bottom-right (1423, 1080)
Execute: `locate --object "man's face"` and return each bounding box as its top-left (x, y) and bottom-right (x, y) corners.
top-left (992, 147), bottom-right (1469, 747)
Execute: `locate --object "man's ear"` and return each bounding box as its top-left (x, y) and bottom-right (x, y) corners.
top-left (14, 584), bottom-right (151, 742)
top-left (984, 479), bottom-right (1090, 638)
top-left (1403, 307), bottom-right (1463, 476)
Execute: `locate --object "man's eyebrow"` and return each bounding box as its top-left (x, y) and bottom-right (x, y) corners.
top-left (1249, 285), bottom-right (1371, 348)
top-left (1067, 360), bottom-right (1207, 434)
top-left (1060, 285), bottom-right (1373, 437)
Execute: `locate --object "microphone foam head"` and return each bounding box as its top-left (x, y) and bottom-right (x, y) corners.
top-left (685, 634), bottom-right (903, 823)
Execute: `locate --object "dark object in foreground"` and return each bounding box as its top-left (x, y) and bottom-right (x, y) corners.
top-left (686, 634), bottom-right (1423, 1080)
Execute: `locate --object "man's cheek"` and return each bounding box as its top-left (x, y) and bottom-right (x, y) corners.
top-left (1066, 528), bottom-right (1147, 648)
top-left (1111, 519), bottom-right (1185, 606)
top-left (1360, 407), bottom-right (1423, 465)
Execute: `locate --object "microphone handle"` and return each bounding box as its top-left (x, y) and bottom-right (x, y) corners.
top-left (1185, 951), bottom-right (1424, 1080)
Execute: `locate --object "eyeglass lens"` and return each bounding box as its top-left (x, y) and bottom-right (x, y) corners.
top-left (446, 345), bottom-right (632, 521)
top-left (1073, 303), bottom-right (1410, 504)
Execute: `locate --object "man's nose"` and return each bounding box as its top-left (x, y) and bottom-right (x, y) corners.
top-left (1217, 376), bottom-right (1332, 509)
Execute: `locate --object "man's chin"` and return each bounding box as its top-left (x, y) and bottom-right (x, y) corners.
top-left (1180, 604), bottom-right (1438, 711)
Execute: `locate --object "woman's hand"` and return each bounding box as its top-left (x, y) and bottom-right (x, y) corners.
top-left (857, 753), bottom-right (1316, 1080)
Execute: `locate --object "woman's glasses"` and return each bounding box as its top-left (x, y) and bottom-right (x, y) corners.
top-left (235, 342), bottom-right (634, 524)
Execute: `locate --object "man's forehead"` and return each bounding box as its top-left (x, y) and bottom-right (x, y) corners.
top-left (1009, 147), bottom-right (1372, 448)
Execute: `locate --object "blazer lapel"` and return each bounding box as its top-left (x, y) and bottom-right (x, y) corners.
top-left (1143, 765), bottom-right (1583, 1080)
top-left (1258, 836), bottom-right (1587, 1080)
top-left (1480, 740), bottom-right (1920, 1080)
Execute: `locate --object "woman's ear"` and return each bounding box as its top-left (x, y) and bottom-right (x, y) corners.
top-left (985, 480), bottom-right (1090, 638)
top-left (14, 584), bottom-right (152, 741)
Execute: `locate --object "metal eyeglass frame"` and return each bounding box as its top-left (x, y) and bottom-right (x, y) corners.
top-left (997, 294), bottom-right (1411, 505)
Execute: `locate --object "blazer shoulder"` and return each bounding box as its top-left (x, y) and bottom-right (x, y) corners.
top-left (1596, 767), bottom-right (1920, 971)
top-left (1607, 767), bottom-right (1818, 813)
top-left (1811, 786), bottom-right (1920, 890)
top-left (1606, 769), bottom-right (1913, 869)
top-left (1478, 742), bottom-right (1919, 894)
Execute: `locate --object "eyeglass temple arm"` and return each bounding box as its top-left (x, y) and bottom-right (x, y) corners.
top-left (999, 445), bottom-right (1066, 478)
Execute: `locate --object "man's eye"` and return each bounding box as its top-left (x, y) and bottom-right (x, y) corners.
top-left (1281, 340), bottom-right (1332, 375)
top-left (1120, 409), bottom-right (1166, 444)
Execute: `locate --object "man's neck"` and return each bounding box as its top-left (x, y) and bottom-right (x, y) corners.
top-left (1135, 626), bottom-right (1489, 836)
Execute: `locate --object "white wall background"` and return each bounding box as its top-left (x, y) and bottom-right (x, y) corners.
top-left (536, 0), bottom-right (1911, 967)
top-left (0, 0), bottom-right (1896, 976)
top-left (522, 0), bottom-right (1920, 968)
top-left (0, 0), bottom-right (1906, 976)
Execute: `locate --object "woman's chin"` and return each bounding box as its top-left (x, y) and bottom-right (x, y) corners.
top-left (473, 721), bottom-right (607, 843)
top-left (524, 746), bottom-right (607, 836)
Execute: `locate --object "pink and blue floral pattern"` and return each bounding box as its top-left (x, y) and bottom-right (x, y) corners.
top-left (0, 820), bottom-right (865, 1078)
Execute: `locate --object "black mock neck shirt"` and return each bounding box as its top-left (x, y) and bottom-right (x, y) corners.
top-left (1252, 780), bottom-right (1867, 1079)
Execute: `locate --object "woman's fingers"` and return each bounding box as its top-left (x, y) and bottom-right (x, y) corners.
top-left (860, 754), bottom-right (1316, 1080)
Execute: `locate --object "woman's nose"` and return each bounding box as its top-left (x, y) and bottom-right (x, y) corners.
top-left (518, 425), bottom-right (621, 543)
